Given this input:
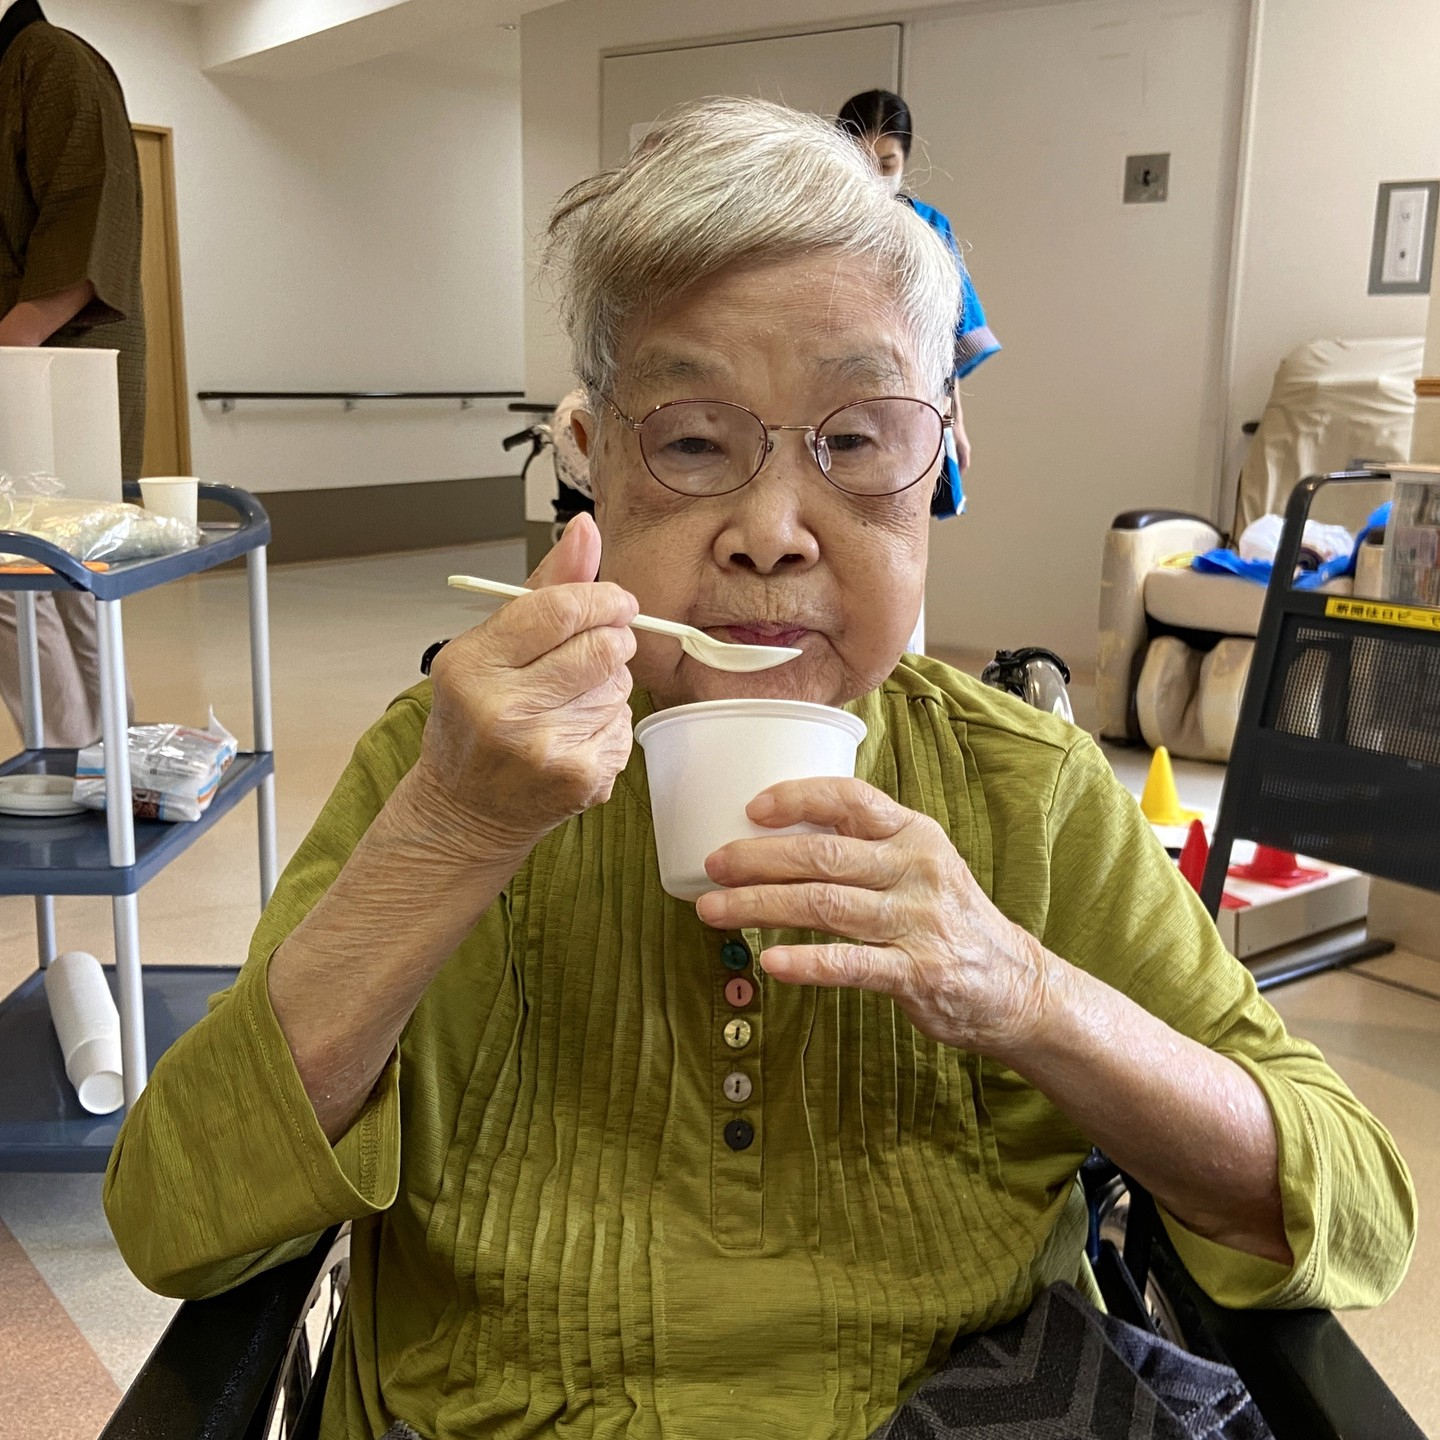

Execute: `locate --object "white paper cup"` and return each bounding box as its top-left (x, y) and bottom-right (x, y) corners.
top-left (138, 475), bottom-right (199, 525)
top-left (635, 698), bottom-right (867, 902)
top-left (42, 950), bottom-right (124, 1115)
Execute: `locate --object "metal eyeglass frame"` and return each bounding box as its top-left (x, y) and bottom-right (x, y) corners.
top-left (602, 394), bottom-right (954, 498)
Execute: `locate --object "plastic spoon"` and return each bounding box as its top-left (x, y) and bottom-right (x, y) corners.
top-left (447, 575), bottom-right (803, 673)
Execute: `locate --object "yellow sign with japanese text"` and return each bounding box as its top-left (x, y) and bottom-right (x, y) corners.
top-left (1324, 597), bottom-right (1440, 632)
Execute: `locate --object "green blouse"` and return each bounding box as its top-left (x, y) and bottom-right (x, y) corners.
top-left (104, 658), bottom-right (1415, 1440)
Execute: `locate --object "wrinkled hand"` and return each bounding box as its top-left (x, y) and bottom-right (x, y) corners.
top-left (410, 513), bottom-right (638, 855)
top-left (696, 778), bottom-right (1054, 1060)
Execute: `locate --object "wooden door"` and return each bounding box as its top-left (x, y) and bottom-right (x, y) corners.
top-left (133, 126), bottom-right (191, 476)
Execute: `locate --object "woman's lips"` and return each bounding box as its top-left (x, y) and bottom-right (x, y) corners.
top-left (712, 622), bottom-right (811, 648)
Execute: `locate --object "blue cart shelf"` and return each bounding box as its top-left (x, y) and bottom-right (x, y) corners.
top-left (0, 483), bottom-right (275, 1171)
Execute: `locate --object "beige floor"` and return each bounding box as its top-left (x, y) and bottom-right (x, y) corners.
top-left (0, 542), bottom-right (1436, 1436)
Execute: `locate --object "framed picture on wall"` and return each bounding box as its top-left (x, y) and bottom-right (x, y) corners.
top-left (1369, 180), bottom-right (1439, 296)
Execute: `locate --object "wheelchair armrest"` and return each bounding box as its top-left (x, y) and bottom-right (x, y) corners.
top-left (99, 1227), bottom-right (342, 1440)
top-left (1149, 1224), bottom-right (1425, 1440)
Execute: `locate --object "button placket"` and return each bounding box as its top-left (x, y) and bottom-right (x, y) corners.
top-left (713, 934), bottom-right (762, 1248)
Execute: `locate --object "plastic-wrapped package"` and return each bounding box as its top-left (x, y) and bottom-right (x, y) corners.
top-left (0, 472), bottom-right (198, 565)
top-left (73, 712), bottom-right (237, 822)
top-left (1237, 514), bottom-right (1354, 567)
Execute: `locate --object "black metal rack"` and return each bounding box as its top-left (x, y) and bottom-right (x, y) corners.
top-left (1201, 469), bottom-right (1440, 983)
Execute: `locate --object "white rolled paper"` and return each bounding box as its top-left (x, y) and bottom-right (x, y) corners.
top-left (43, 950), bottom-right (124, 1115)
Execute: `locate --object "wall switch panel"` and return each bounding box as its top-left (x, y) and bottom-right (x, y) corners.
top-left (1124, 152), bottom-right (1169, 203)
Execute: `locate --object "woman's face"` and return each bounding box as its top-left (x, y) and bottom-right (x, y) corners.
top-left (866, 133), bottom-right (906, 192)
top-left (576, 253), bottom-right (937, 712)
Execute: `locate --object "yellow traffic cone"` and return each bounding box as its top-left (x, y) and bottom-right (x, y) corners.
top-left (1140, 746), bottom-right (1201, 827)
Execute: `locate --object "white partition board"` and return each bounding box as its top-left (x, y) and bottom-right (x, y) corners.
top-left (601, 25), bottom-right (900, 168)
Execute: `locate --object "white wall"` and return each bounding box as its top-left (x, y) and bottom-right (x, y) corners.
top-left (1227, 0), bottom-right (1440, 478)
top-left (48, 0), bottom-right (524, 495)
top-left (908, 0), bottom-right (1246, 661)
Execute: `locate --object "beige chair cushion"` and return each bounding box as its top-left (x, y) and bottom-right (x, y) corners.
top-left (1143, 563), bottom-right (1369, 637)
top-left (1142, 568), bottom-right (1266, 636)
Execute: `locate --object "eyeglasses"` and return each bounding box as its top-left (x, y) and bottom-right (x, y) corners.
top-left (603, 395), bottom-right (951, 498)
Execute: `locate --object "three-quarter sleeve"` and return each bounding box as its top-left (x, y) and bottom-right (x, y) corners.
top-left (103, 692), bottom-right (431, 1299)
top-left (17, 37), bottom-right (141, 326)
top-left (1039, 734), bottom-right (1417, 1310)
top-left (954, 268), bottom-right (1000, 381)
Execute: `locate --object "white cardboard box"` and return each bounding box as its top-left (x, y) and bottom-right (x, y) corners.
top-left (1216, 864), bottom-right (1370, 960)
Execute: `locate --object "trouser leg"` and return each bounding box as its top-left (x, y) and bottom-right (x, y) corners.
top-left (0, 590), bottom-right (97, 747)
top-left (55, 588), bottom-right (136, 731)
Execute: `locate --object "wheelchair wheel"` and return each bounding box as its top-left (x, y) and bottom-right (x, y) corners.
top-left (1094, 1179), bottom-right (1188, 1346)
top-left (261, 1227), bottom-right (352, 1439)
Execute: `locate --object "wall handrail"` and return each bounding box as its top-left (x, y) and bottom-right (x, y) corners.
top-left (198, 389), bottom-right (525, 413)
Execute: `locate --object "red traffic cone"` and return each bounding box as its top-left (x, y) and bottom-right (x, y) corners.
top-left (1177, 818), bottom-right (1250, 908)
top-left (1229, 845), bottom-right (1325, 888)
top-left (1177, 819), bottom-right (1208, 893)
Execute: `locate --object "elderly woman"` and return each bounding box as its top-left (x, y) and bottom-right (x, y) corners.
top-left (104, 99), bottom-right (1413, 1440)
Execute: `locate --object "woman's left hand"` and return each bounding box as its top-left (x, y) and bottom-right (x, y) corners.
top-left (696, 778), bottom-right (1055, 1061)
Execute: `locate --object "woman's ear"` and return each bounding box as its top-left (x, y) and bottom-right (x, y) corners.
top-left (571, 409), bottom-right (594, 459)
top-left (571, 408), bottom-right (604, 504)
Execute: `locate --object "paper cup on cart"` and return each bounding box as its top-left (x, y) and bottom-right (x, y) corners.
top-left (635, 698), bottom-right (867, 902)
top-left (43, 950), bottom-right (124, 1115)
top-left (138, 476), bottom-right (199, 525)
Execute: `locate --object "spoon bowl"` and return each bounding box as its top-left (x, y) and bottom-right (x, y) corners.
top-left (447, 576), bottom-right (802, 674)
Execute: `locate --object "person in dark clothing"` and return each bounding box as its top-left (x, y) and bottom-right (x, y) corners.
top-left (0, 0), bottom-right (143, 745)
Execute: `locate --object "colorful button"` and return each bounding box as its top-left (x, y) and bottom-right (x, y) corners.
top-left (723, 1071), bottom-right (752, 1103)
top-left (721, 941), bottom-right (750, 971)
top-left (724, 1118), bottom-right (755, 1151)
top-left (722, 1017), bottom-right (752, 1050)
top-left (724, 976), bottom-right (754, 1008)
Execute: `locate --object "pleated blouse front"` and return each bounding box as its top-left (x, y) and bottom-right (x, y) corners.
top-left (104, 658), bottom-right (1414, 1440)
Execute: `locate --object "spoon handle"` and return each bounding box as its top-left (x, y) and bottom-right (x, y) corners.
top-left (447, 575), bottom-right (530, 602)
top-left (627, 613), bottom-right (694, 640)
top-left (447, 575), bottom-right (700, 643)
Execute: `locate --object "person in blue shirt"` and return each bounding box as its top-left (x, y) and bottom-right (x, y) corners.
top-left (839, 89), bottom-right (999, 516)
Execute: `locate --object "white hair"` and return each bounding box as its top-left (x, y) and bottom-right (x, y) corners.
top-left (546, 96), bottom-right (960, 405)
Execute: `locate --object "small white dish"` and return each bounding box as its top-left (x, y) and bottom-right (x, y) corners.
top-left (0, 774), bottom-right (87, 817)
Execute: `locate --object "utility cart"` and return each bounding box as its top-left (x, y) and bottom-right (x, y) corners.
top-left (0, 482), bottom-right (274, 1171)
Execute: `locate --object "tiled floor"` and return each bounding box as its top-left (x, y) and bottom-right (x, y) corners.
top-left (0, 543), bottom-right (1436, 1438)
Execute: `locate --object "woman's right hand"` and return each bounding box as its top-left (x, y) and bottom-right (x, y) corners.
top-left (409, 513), bottom-right (639, 855)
